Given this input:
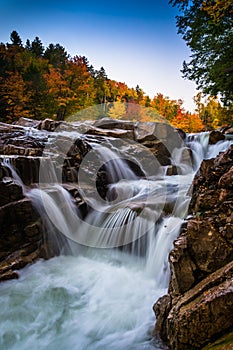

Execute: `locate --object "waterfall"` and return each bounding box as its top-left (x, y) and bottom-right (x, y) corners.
top-left (0, 129), bottom-right (232, 350)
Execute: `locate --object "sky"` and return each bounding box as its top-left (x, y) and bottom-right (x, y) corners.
top-left (0, 0), bottom-right (198, 112)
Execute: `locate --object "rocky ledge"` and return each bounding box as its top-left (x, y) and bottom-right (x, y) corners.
top-left (0, 117), bottom-right (184, 281)
top-left (154, 145), bottom-right (233, 349)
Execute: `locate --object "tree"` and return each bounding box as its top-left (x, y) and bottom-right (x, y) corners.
top-left (194, 92), bottom-right (233, 128)
top-left (0, 72), bottom-right (30, 122)
top-left (169, 0), bottom-right (233, 105)
top-left (135, 84), bottom-right (144, 103)
top-left (151, 93), bottom-right (179, 120)
top-left (108, 102), bottom-right (126, 119)
top-left (28, 36), bottom-right (44, 57)
top-left (23, 59), bottom-right (49, 119)
top-left (64, 56), bottom-right (95, 112)
top-left (171, 111), bottom-right (204, 132)
top-left (44, 43), bottom-right (68, 70)
top-left (9, 30), bottom-right (22, 46)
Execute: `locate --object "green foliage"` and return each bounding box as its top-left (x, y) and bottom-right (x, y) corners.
top-left (169, 0), bottom-right (233, 106)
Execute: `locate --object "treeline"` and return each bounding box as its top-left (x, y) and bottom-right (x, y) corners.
top-left (0, 31), bottom-right (231, 132)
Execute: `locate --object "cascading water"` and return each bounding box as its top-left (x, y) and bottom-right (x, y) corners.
top-left (0, 127), bottom-right (232, 350)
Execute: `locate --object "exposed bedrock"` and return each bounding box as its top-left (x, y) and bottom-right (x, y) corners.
top-left (154, 144), bottom-right (233, 349)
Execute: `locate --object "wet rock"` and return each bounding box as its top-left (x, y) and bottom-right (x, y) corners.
top-left (169, 281), bottom-right (233, 350)
top-left (0, 178), bottom-right (24, 206)
top-left (85, 125), bottom-right (134, 139)
top-left (14, 117), bottom-right (41, 128)
top-left (164, 165), bottom-right (178, 176)
top-left (187, 218), bottom-right (233, 274)
top-left (209, 130), bottom-right (225, 144)
top-left (218, 166), bottom-right (233, 188)
top-left (94, 117), bottom-right (135, 130)
top-left (225, 127), bottom-right (233, 135)
top-left (169, 233), bottom-right (197, 296)
top-left (154, 145), bottom-right (233, 349)
top-left (220, 126), bottom-right (233, 135)
top-left (153, 295), bottom-right (171, 342)
top-left (1, 156), bottom-right (41, 185)
top-left (154, 261), bottom-right (233, 350)
top-left (38, 118), bottom-right (62, 131)
top-left (176, 128), bottom-right (186, 140)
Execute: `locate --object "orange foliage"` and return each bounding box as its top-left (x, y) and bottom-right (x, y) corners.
top-left (171, 111), bottom-right (204, 132)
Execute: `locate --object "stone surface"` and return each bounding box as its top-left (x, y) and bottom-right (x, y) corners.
top-left (154, 145), bottom-right (233, 350)
top-left (15, 117), bottom-right (41, 128)
top-left (209, 130), bottom-right (225, 144)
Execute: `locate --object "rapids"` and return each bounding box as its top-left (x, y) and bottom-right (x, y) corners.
top-left (0, 128), bottom-right (232, 350)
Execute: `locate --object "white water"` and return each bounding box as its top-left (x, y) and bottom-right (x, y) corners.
top-left (0, 131), bottom-right (232, 350)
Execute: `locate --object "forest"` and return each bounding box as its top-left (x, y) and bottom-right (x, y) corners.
top-left (0, 29), bottom-right (232, 132)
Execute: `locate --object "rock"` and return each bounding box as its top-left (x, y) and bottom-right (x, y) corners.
top-left (176, 128), bottom-right (186, 140)
top-left (209, 130), bottom-right (225, 144)
top-left (141, 140), bottom-right (171, 165)
top-left (0, 156), bottom-right (41, 185)
top-left (85, 125), bottom-right (134, 139)
top-left (165, 165), bottom-right (179, 176)
top-left (153, 294), bottom-right (171, 342)
top-left (187, 218), bottom-right (233, 274)
top-left (225, 127), bottom-right (233, 135)
top-left (14, 117), bottom-right (41, 128)
top-left (0, 178), bottom-right (24, 206)
top-left (38, 118), bottom-right (62, 131)
top-left (154, 261), bottom-right (233, 350)
top-left (220, 126), bottom-right (233, 135)
top-left (202, 332), bottom-right (233, 350)
top-left (169, 233), bottom-right (197, 296)
top-left (94, 117), bottom-right (135, 130)
top-left (154, 145), bottom-right (233, 349)
top-left (167, 278), bottom-right (233, 350)
top-left (218, 166), bottom-right (233, 188)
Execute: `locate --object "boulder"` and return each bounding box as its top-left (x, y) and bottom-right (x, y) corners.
top-left (85, 125), bottom-right (134, 139)
top-left (209, 130), bottom-right (225, 144)
top-left (94, 117), bottom-right (135, 130)
top-left (154, 261), bottom-right (233, 350)
top-left (14, 117), bottom-right (41, 128)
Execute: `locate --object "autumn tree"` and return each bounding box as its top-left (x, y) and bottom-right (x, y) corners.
top-left (171, 110), bottom-right (204, 132)
top-left (108, 102), bottom-right (126, 119)
top-left (65, 56), bottom-right (95, 112)
top-left (151, 93), bottom-right (179, 120)
top-left (0, 72), bottom-right (30, 122)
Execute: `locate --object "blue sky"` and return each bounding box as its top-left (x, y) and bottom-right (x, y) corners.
top-left (0, 0), bottom-right (198, 111)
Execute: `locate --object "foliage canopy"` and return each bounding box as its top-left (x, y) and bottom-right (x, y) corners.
top-left (169, 0), bottom-right (233, 106)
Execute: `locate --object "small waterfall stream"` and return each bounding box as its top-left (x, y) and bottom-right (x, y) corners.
top-left (0, 130), bottom-right (232, 350)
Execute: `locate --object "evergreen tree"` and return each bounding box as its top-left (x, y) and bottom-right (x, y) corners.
top-left (30, 36), bottom-right (44, 57)
top-left (44, 43), bottom-right (68, 70)
top-left (9, 30), bottom-right (22, 46)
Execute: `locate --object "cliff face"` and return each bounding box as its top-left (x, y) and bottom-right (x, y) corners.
top-left (154, 144), bottom-right (233, 349)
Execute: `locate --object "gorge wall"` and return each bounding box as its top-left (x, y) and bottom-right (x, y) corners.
top-left (154, 142), bottom-right (233, 349)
